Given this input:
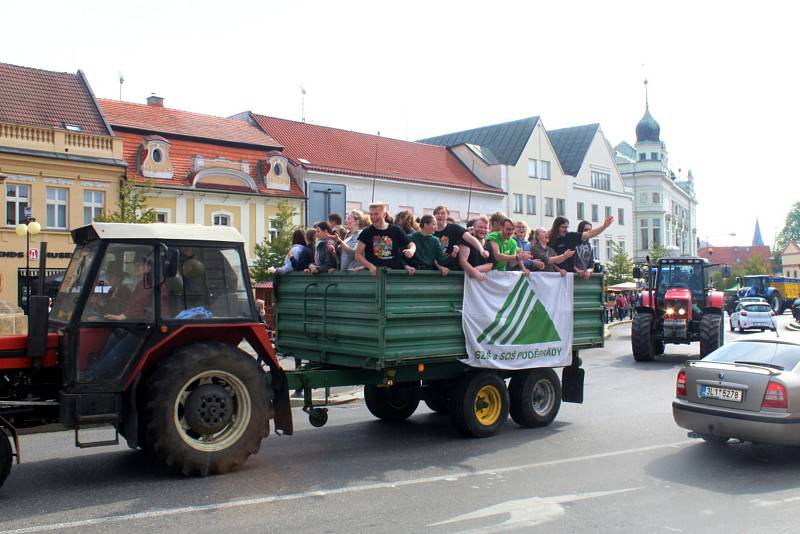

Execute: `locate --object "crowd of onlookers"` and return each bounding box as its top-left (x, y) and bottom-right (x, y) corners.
top-left (605, 292), bottom-right (636, 323)
top-left (268, 202), bottom-right (615, 281)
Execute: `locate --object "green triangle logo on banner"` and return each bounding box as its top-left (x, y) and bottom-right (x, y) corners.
top-left (476, 276), bottom-right (562, 346)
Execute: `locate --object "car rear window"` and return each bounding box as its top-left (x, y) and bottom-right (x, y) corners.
top-left (744, 304), bottom-right (771, 313)
top-left (704, 341), bottom-right (800, 370)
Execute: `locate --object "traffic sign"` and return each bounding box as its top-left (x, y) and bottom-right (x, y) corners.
top-left (28, 248), bottom-right (38, 261)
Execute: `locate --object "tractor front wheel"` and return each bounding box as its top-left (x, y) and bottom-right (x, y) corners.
top-left (700, 314), bottom-right (724, 357)
top-left (142, 342), bottom-right (269, 477)
top-left (632, 313), bottom-right (656, 362)
top-left (0, 429), bottom-right (12, 489)
top-left (771, 294), bottom-right (782, 315)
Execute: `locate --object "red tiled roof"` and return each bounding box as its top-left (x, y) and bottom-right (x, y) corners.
top-left (698, 246), bottom-right (772, 267)
top-left (250, 114), bottom-right (501, 193)
top-left (99, 99), bottom-right (281, 149)
top-left (114, 130), bottom-right (303, 199)
top-left (0, 63), bottom-right (110, 136)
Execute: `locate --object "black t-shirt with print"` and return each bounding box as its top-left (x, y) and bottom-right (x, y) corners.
top-left (574, 240), bottom-right (594, 271)
top-left (434, 223), bottom-right (466, 266)
top-left (357, 224), bottom-right (410, 269)
top-left (463, 239), bottom-right (495, 269)
top-left (552, 231), bottom-right (583, 272)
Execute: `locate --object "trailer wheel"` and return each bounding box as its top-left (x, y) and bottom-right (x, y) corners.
top-left (631, 313), bottom-right (655, 362)
top-left (509, 369), bottom-right (561, 428)
top-left (364, 384), bottom-right (420, 421)
top-left (449, 372), bottom-right (509, 438)
top-left (0, 430), bottom-right (11, 489)
top-left (700, 314), bottom-right (723, 357)
top-left (424, 398), bottom-right (449, 414)
top-left (142, 342), bottom-right (269, 477)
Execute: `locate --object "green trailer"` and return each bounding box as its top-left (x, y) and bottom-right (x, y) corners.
top-left (275, 269), bottom-right (605, 437)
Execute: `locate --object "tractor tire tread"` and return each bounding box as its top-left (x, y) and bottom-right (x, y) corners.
top-left (631, 313), bottom-right (655, 362)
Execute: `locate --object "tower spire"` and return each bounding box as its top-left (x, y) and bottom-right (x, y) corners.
top-left (644, 78), bottom-right (649, 110)
top-left (752, 219), bottom-right (765, 246)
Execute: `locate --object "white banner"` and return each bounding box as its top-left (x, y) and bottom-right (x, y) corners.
top-left (462, 271), bottom-right (573, 369)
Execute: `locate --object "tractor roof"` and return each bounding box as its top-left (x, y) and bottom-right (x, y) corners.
top-left (72, 223), bottom-right (245, 244)
top-left (656, 257), bottom-right (708, 265)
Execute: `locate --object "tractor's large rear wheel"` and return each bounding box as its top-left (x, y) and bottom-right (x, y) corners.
top-left (700, 314), bottom-right (724, 357)
top-left (771, 293), bottom-right (782, 315)
top-left (142, 342), bottom-right (269, 477)
top-left (632, 313), bottom-right (656, 362)
top-left (0, 430), bottom-right (12, 489)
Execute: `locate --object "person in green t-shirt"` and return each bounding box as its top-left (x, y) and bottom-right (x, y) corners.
top-left (409, 214), bottom-right (451, 276)
top-left (486, 217), bottom-right (531, 272)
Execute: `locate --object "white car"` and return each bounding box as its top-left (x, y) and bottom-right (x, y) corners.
top-left (730, 302), bottom-right (777, 332)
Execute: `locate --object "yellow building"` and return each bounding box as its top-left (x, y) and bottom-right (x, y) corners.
top-left (98, 96), bottom-right (305, 262)
top-left (0, 63), bottom-right (126, 307)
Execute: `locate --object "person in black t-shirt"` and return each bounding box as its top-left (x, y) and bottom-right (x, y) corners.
top-left (458, 216), bottom-right (496, 281)
top-left (356, 202), bottom-right (416, 275)
top-left (433, 205), bottom-right (488, 268)
top-left (548, 215), bottom-right (613, 273)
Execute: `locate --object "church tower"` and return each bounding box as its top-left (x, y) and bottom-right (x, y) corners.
top-left (752, 219), bottom-right (765, 246)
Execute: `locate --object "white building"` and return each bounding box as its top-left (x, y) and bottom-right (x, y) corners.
top-left (549, 124), bottom-right (634, 263)
top-left (615, 94), bottom-right (698, 262)
top-left (420, 117), bottom-right (571, 231)
top-left (240, 113), bottom-right (505, 224)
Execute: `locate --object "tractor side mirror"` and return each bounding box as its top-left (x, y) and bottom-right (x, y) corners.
top-left (632, 266), bottom-right (643, 279)
top-left (720, 265), bottom-right (731, 278)
top-left (593, 261), bottom-right (603, 274)
top-left (159, 245), bottom-right (180, 284)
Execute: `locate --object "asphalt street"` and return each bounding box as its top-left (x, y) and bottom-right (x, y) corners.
top-left (1, 314), bottom-right (799, 533)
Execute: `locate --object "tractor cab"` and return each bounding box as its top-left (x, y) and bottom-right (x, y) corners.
top-left (45, 223), bottom-right (259, 428)
top-left (654, 259), bottom-right (707, 318)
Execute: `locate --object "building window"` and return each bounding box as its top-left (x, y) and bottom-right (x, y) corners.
top-left (619, 240), bottom-right (626, 253)
top-left (544, 197), bottom-right (554, 217)
top-left (449, 209), bottom-right (461, 223)
top-left (540, 160), bottom-right (551, 180)
top-left (652, 218), bottom-right (661, 247)
top-left (556, 198), bottom-right (565, 217)
top-left (268, 218), bottom-right (278, 241)
top-left (592, 239), bottom-right (600, 259)
top-left (650, 152), bottom-right (659, 160)
top-left (606, 240), bottom-right (614, 261)
top-left (513, 194), bottom-right (523, 214)
top-left (639, 153), bottom-right (646, 161)
top-left (605, 206), bottom-right (612, 219)
top-left (652, 192), bottom-right (660, 203)
top-left (639, 192), bottom-right (647, 203)
top-left (6, 184), bottom-right (30, 225)
top-left (577, 202), bottom-right (584, 220)
top-left (640, 219), bottom-right (649, 250)
top-left (398, 205), bottom-right (415, 216)
top-left (46, 188), bottom-right (68, 229)
top-left (155, 209), bottom-right (171, 223)
top-left (526, 195), bottom-right (536, 215)
top-left (468, 211), bottom-right (481, 222)
top-left (590, 171), bottom-right (611, 191)
top-left (528, 159), bottom-right (538, 178)
top-left (212, 212), bottom-right (232, 226)
top-left (618, 207), bottom-right (625, 225)
top-left (591, 204), bottom-right (599, 223)
top-left (83, 190), bottom-right (105, 224)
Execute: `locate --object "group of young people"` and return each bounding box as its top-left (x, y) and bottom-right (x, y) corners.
top-left (269, 202), bottom-right (615, 281)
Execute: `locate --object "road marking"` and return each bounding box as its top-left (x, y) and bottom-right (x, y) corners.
top-left (0, 440), bottom-right (688, 534)
top-left (428, 488), bottom-right (641, 532)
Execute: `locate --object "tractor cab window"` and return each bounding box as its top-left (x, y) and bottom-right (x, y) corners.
top-left (744, 277), bottom-right (766, 291)
top-left (161, 246), bottom-right (252, 320)
top-left (50, 241), bottom-right (100, 324)
top-left (657, 264), bottom-right (704, 301)
top-left (81, 243), bottom-right (155, 322)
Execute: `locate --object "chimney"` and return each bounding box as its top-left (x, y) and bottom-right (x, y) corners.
top-left (147, 94), bottom-right (164, 107)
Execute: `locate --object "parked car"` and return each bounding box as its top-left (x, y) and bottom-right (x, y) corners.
top-left (729, 301), bottom-right (776, 332)
top-left (673, 338), bottom-right (800, 446)
top-left (792, 298), bottom-right (800, 323)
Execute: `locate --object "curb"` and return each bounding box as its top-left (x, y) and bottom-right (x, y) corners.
top-left (787, 322), bottom-right (800, 332)
top-left (289, 389), bottom-right (364, 408)
top-left (605, 319), bottom-right (632, 339)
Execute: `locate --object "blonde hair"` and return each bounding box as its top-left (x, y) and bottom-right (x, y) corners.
top-left (368, 202), bottom-right (387, 211)
top-left (514, 220), bottom-right (529, 235)
top-left (349, 209), bottom-right (369, 229)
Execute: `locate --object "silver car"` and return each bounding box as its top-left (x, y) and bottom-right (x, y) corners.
top-left (729, 302), bottom-right (777, 332)
top-left (673, 338), bottom-right (800, 445)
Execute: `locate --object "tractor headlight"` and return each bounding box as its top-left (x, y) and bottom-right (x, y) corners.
top-left (678, 308), bottom-right (686, 316)
top-left (666, 307), bottom-right (675, 316)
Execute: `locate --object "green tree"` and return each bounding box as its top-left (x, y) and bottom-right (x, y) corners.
top-left (251, 201), bottom-right (299, 282)
top-left (648, 243), bottom-right (668, 262)
top-left (95, 179), bottom-right (156, 223)
top-left (605, 242), bottom-right (634, 286)
top-left (772, 248), bottom-right (783, 274)
top-left (775, 201), bottom-right (800, 252)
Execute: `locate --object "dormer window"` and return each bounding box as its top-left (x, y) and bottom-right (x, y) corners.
top-left (64, 123), bottom-right (82, 132)
top-left (273, 162), bottom-right (283, 176)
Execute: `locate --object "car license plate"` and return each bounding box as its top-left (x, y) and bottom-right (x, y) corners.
top-left (700, 385), bottom-right (743, 402)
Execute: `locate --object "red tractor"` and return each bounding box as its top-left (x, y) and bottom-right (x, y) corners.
top-left (0, 223), bottom-right (293, 489)
top-left (631, 257), bottom-right (726, 361)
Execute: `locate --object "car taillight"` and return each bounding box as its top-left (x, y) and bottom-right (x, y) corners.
top-left (762, 381), bottom-right (788, 409)
top-left (676, 370), bottom-right (687, 397)
top-left (740, 311), bottom-right (748, 316)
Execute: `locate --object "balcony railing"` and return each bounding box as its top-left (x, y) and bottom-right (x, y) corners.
top-left (0, 122), bottom-right (122, 160)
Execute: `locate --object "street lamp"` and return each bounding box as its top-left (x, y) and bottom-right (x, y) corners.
top-left (16, 215), bottom-right (41, 312)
